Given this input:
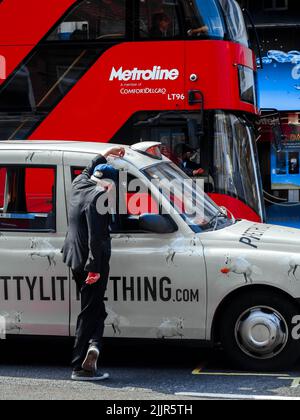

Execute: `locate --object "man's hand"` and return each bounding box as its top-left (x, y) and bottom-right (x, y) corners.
top-left (193, 168), bottom-right (205, 176)
top-left (97, 179), bottom-right (114, 192)
top-left (85, 273), bottom-right (101, 285)
top-left (187, 26), bottom-right (209, 36)
top-left (104, 147), bottom-right (125, 159)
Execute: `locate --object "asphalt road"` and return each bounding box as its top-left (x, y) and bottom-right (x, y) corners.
top-left (1, 338), bottom-right (300, 400)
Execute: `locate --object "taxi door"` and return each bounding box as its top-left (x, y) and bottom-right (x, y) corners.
top-left (0, 149), bottom-right (70, 336)
top-left (64, 154), bottom-right (207, 341)
top-left (107, 168), bottom-right (207, 340)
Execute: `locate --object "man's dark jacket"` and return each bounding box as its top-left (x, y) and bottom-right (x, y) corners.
top-left (180, 159), bottom-right (199, 177)
top-left (62, 155), bottom-right (111, 273)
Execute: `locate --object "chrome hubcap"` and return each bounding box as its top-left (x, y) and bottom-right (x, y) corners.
top-left (235, 306), bottom-right (288, 360)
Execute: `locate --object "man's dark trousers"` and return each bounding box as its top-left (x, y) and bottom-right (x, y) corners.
top-left (71, 241), bottom-right (111, 370)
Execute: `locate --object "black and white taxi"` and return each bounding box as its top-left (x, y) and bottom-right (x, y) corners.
top-left (0, 140), bottom-right (300, 371)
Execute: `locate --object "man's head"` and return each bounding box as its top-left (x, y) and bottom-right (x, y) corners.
top-left (91, 164), bottom-right (119, 188)
top-left (152, 13), bottom-right (171, 32)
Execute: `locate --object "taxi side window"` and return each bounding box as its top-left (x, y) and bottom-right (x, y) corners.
top-left (0, 166), bottom-right (56, 232)
top-left (71, 167), bottom-right (84, 181)
top-left (71, 167), bottom-right (159, 233)
top-left (114, 173), bottom-right (160, 233)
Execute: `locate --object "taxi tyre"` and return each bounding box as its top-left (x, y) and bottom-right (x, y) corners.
top-left (219, 291), bottom-right (300, 371)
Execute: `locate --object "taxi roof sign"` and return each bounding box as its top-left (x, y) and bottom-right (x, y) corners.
top-left (131, 142), bottom-right (162, 160)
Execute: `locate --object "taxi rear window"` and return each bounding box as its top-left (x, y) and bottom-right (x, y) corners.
top-left (0, 166), bottom-right (56, 232)
top-left (71, 167), bottom-right (84, 181)
top-left (0, 167), bottom-right (6, 211)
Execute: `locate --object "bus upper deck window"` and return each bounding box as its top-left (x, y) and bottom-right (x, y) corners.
top-left (47, 0), bottom-right (126, 42)
top-left (139, 0), bottom-right (180, 39)
top-left (218, 0), bottom-right (249, 47)
top-left (183, 0), bottom-right (226, 40)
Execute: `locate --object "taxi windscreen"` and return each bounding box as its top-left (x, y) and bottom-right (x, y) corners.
top-left (143, 163), bottom-right (231, 232)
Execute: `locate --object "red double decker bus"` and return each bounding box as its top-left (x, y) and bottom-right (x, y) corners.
top-left (0, 0), bottom-right (264, 222)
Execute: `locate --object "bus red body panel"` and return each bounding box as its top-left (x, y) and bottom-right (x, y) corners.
top-left (208, 194), bottom-right (261, 223)
top-left (185, 41), bottom-right (257, 114)
top-left (29, 41), bottom-right (257, 141)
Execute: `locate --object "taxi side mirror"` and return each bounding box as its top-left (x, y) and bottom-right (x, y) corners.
top-left (139, 214), bottom-right (177, 234)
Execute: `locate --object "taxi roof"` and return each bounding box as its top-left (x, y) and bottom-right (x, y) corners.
top-left (0, 140), bottom-right (169, 170)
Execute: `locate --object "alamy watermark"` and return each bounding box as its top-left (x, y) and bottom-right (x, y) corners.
top-left (292, 316), bottom-right (300, 340)
top-left (94, 173), bottom-right (206, 218)
top-left (0, 54), bottom-right (6, 80)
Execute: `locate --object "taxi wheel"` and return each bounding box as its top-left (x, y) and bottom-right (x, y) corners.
top-left (219, 291), bottom-right (300, 371)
